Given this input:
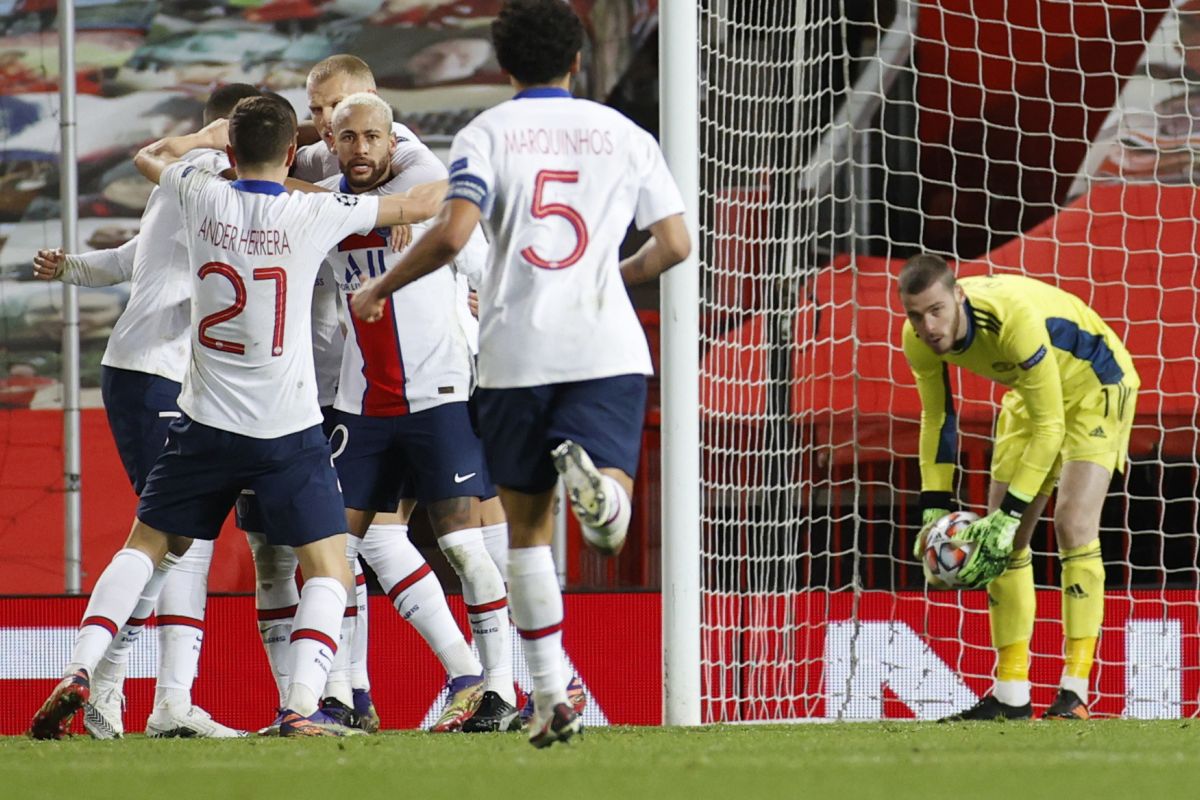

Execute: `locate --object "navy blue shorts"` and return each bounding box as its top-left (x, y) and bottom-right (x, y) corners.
top-left (467, 392), bottom-right (497, 502)
top-left (138, 415), bottom-right (347, 547)
top-left (236, 407), bottom-right (338, 532)
top-left (330, 401), bottom-right (490, 511)
top-left (101, 366), bottom-right (182, 495)
top-left (474, 374), bottom-right (647, 494)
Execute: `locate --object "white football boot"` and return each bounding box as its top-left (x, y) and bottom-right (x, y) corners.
top-left (83, 669), bottom-right (125, 740)
top-left (551, 440), bottom-right (627, 555)
top-left (145, 705), bottom-right (248, 738)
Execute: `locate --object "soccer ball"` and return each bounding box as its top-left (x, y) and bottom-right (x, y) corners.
top-left (922, 511), bottom-right (979, 587)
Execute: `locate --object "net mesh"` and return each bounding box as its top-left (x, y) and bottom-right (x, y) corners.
top-left (697, 0), bottom-right (1200, 721)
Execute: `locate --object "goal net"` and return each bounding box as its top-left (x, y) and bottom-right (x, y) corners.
top-left (697, 0), bottom-right (1200, 721)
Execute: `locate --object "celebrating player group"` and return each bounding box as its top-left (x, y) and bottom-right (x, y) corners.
top-left (27, 0), bottom-right (690, 746)
top-left (26, 0), bottom-right (1133, 744)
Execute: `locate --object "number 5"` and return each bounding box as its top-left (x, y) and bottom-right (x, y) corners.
top-left (521, 170), bottom-right (588, 270)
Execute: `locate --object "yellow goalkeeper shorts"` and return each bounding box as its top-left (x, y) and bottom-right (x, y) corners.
top-left (991, 382), bottom-right (1137, 496)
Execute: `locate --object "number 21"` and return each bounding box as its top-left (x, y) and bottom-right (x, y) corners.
top-left (197, 261), bottom-right (287, 356)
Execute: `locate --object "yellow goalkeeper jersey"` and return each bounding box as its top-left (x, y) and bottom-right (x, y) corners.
top-left (902, 274), bottom-right (1138, 501)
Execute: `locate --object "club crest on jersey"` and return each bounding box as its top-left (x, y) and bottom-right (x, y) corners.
top-left (1019, 345), bottom-right (1047, 370)
top-left (334, 193), bottom-right (359, 207)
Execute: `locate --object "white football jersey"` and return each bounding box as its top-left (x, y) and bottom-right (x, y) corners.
top-left (98, 148), bottom-right (229, 383)
top-left (312, 260), bottom-right (343, 407)
top-left (296, 122), bottom-right (444, 403)
top-left (160, 162), bottom-right (378, 438)
top-left (446, 89), bottom-right (685, 388)
top-left (318, 173), bottom-right (480, 416)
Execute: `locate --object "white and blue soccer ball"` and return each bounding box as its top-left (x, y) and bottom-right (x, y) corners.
top-left (923, 511), bottom-right (979, 587)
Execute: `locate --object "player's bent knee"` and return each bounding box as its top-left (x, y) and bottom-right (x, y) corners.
top-left (294, 534), bottom-right (353, 589)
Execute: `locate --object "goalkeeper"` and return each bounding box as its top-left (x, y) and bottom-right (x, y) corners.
top-left (898, 254), bottom-right (1139, 721)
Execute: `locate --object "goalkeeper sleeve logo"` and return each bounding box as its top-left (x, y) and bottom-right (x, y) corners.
top-left (1019, 345), bottom-right (1047, 370)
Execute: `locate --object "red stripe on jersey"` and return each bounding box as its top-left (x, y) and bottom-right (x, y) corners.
top-left (338, 229), bottom-right (388, 252)
top-left (343, 604), bottom-right (358, 618)
top-left (466, 598), bottom-right (508, 615)
top-left (355, 573), bottom-right (367, 587)
top-left (350, 294), bottom-right (409, 416)
top-left (387, 563), bottom-right (432, 602)
top-left (82, 616), bottom-right (118, 636)
top-left (519, 621), bottom-right (563, 641)
top-left (127, 616), bottom-right (150, 626)
top-left (291, 628), bottom-right (337, 653)
top-left (156, 615), bottom-right (204, 630)
top-left (257, 605), bottom-right (298, 622)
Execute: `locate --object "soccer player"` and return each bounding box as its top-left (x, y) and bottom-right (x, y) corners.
top-left (899, 254), bottom-right (1139, 721)
top-left (351, 0), bottom-right (692, 747)
top-left (244, 56), bottom-right (445, 735)
top-left (30, 84), bottom-right (261, 739)
top-left (27, 97), bottom-right (444, 739)
top-left (320, 92), bottom-right (515, 732)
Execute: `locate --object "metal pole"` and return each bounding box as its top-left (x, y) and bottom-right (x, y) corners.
top-left (58, 0), bottom-right (82, 593)
top-left (659, 0), bottom-right (701, 726)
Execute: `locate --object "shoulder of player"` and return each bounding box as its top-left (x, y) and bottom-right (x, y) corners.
top-left (958, 277), bottom-right (1013, 335)
top-left (180, 147), bottom-right (228, 171)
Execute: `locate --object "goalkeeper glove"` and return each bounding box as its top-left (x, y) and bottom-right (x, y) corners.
top-left (954, 508), bottom-right (1020, 589)
top-left (913, 507), bottom-right (950, 560)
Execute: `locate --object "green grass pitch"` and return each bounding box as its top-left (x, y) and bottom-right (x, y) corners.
top-left (2, 722), bottom-right (1198, 800)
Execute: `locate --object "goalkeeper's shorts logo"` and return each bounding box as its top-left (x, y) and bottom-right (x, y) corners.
top-left (1089, 426), bottom-right (1106, 438)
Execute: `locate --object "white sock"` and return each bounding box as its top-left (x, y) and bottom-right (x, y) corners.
top-left (153, 539), bottom-right (212, 710)
top-left (361, 522), bottom-right (481, 679)
top-left (582, 475), bottom-right (631, 544)
top-left (93, 551), bottom-right (181, 689)
top-left (481, 522), bottom-right (509, 583)
top-left (284, 577), bottom-right (346, 716)
top-left (351, 555), bottom-right (371, 692)
top-left (993, 678), bottom-right (1031, 707)
top-left (324, 537), bottom-right (360, 707)
top-left (68, 548), bottom-right (155, 675)
top-left (507, 546), bottom-right (566, 708)
top-left (247, 529), bottom-right (299, 705)
top-left (1061, 675), bottom-right (1089, 702)
top-left (440, 528), bottom-right (513, 703)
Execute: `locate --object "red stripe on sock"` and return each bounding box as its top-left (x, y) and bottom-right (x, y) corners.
top-left (127, 616), bottom-right (150, 626)
top-left (257, 605), bottom-right (298, 622)
top-left (355, 573), bottom-right (367, 586)
top-left (518, 621), bottom-right (563, 640)
top-left (387, 564), bottom-right (432, 603)
top-left (156, 615), bottom-right (204, 630)
top-left (82, 616), bottom-right (118, 636)
top-left (291, 628), bottom-right (337, 653)
top-left (344, 605), bottom-right (358, 618)
top-left (467, 598), bottom-right (508, 615)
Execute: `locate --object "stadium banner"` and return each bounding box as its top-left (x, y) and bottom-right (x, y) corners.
top-left (1, 589), bottom-right (1194, 734)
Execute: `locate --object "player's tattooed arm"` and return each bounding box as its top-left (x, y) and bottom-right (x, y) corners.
top-left (619, 213), bottom-right (691, 286)
top-left (374, 179), bottom-right (450, 227)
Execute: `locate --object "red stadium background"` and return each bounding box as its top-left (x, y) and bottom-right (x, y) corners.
top-left (2, 590), bottom-right (1194, 734)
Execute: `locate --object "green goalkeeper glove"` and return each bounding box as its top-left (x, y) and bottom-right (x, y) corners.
top-left (954, 509), bottom-right (1020, 588)
top-left (913, 507), bottom-right (950, 560)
